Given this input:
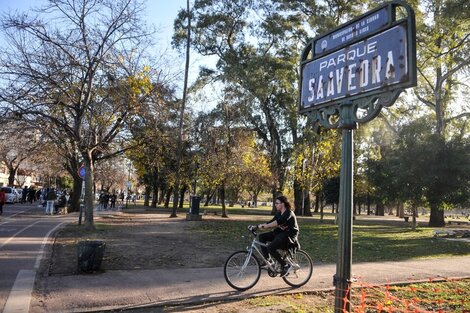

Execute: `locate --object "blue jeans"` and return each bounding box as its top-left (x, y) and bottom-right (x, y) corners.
top-left (45, 201), bottom-right (54, 214)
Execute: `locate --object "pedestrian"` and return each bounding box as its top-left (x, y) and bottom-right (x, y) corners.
top-left (0, 188), bottom-right (6, 215)
top-left (98, 193), bottom-right (105, 211)
top-left (45, 188), bottom-right (57, 215)
top-left (257, 195), bottom-right (300, 277)
top-left (56, 192), bottom-right (67, 214)
top-left (22, 186), bottom-right (28, 203)
top-left (36, 189), bottom-right (41, 203)
top-left (110, 194), bottom-right (116, 209)
top-left (104, 193), bottom-right (110, 209)
top-left (28, 187), bottom-right (36, 203)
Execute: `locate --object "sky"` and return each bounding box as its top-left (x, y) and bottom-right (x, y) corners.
top-left (0, 0), bottom-right (216, 111)
top-left (1, 0), bottom-right (185, 46)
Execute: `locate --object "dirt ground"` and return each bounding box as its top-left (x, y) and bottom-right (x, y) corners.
top-left (48, 212), bottom-right (236, 275)
top-left (46, 211), bottom-right (336, 312)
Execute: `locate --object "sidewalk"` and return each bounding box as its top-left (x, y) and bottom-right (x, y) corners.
top-left (30, 256), bottom-right (470, 313)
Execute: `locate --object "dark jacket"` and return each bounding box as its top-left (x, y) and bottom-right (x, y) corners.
top-left (268, 209), bottom-right (299, 241)
top-left (46, 190), bottom-right (57, 201)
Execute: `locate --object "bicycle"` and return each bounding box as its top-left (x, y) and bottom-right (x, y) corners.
top-left (223, 225), bottom-right (313, 291)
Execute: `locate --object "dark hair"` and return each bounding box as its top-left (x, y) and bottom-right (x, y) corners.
top-left (276, 195), bottom-right (293, 211)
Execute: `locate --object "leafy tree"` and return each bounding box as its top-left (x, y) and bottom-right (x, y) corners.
top-left (239, 135), bottom-right (273, 207)
top-left (193, 94), bottom-right (248, 217)
top-left (366, 117), bottom-right (470, 226)
top-left (173, 0), bottom-right (305, 213)
top-left (412, 0), bottom-right (470, 225)
top-left (415, 0), bottom-right (470, 137)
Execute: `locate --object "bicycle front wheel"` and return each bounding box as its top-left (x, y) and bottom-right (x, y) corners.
top-left (224, 250), bottom-right (261, 291)
top-left (282, 249), bottom-right (313, 287)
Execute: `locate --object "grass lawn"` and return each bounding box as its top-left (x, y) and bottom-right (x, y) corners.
top-left (192, 217), bottom-right (469, 263)
top-left (123, 202), bottom-right (470, 263)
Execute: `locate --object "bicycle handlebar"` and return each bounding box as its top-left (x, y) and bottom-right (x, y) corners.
top-left (248, 225), bottom-right (259, 236)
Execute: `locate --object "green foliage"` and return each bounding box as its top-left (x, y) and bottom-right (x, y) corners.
top-left (366, 116), bottom-right (470, 220)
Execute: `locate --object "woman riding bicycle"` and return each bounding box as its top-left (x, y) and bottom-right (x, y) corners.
top-left (258, 195), bottom-right (299, 277)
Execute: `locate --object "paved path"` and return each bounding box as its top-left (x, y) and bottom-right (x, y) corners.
top-left (0, 204), bottom-right (76, 313)
top-left (30, 256), bottom-right (470, 313)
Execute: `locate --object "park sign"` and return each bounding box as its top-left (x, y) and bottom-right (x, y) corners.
top-left (299, 0), bottom-right (416, 113)
top-left (298, 2), bottom-right (416, 312)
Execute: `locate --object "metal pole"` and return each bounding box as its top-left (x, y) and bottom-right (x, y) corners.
top-left (126, 162), bottom-right (131, 209)
top-left (334, 103), bottom-right (356, 313)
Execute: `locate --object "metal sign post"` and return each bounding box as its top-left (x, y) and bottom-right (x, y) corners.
top-left (298, 1), bottom-right (416, 312)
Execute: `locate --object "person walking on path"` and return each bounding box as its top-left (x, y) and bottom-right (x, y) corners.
top-left (0, 188), bottom-right (5, 215)
top-left (45, 188), bottom-right (57, 215)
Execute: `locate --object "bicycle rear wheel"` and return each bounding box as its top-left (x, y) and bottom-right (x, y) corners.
top-left (282, 249), bottom-right (313, 287)
top-left (224, 250), bottom-right (261, 291)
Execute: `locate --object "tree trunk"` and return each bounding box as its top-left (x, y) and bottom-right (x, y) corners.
top-left (83, 153), bottom-right (95, 230)
top-left (412, 207), bottom-right (417, 231)
top-left (320, 203), bottom-right (324, 223)
top-left (164, 187), bottom-right (172, 209)
top-left (429, 204), bottom-right (445, 227)
top-left (398, 203), bottom-right (405, 218)
top-left (314, 192), bottom-right (320, 213)
top-left (270, 189), bottom-right (279, 215)
top-left (220, 185), bottom-right (228, 218)
top-left (376, 203), bottom-right (385, 216)
top-left (144, 185), bottom-right (150, 207)
top-left (253, 193), bottom-right (258, 208)
top-left (158, 187), bottom-right (165, 205)
top-left (69, 176), bottom-right (82, 212)
top-left (151, 185), bottom-right (158, 208)
top-left (204, 191), bottom-right (211, 206)
top-left (293, 179), bottom-right (303, 216)
top-left (8, 167), bottom-right (17, 186)
top-left (303, 192), bottom-right (312, 216)
top-left (179, 185), bottom-right (186, 209)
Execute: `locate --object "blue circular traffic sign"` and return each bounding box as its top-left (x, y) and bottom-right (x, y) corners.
top-left (78, 165), bottom-right (86, 179)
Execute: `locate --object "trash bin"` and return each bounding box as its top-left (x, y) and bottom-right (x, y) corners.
top-left (77, 240), bottom-right (106, 273)
top-left (189, 196), bottom-right (200, 215)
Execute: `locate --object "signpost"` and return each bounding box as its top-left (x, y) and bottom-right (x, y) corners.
top-left (298, 1), bottom-right (416, 312)
top-left (78, 165), bottom-right (86, 225)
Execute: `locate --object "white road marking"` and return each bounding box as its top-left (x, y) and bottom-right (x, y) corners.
top-left (34, 221), bottom-right (67, 269)
top-left (2, 220), bottom-right (68, 313)
top-left (2, 270), bottom-right (36, 313)
top-left (0, 221), bottom-right (41, 249)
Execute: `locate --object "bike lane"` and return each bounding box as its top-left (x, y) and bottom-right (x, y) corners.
top-left (0, 206), bottom-right (72, 313)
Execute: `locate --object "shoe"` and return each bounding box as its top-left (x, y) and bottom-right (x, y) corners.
top-left (280, 264), bottom-right (292, 277)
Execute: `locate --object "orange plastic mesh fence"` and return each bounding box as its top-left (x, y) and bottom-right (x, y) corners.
top-left (335, 278), bottom-right (469, 313)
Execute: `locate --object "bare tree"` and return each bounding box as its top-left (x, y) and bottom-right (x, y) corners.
top-left (0, 0), bottom-right (155, 229)
top-left (0, 121), bottom-right (44, 186)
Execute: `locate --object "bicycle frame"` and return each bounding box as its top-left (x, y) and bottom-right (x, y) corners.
top-left (246, 238), bottom-right (268, 266)
top-left (244, 227), bottom-right (286, 272)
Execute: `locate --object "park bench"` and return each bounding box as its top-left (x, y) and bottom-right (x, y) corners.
top-left (433, 229), bottom-right (470, 238)
top-left (447, 220), bottom-right (469, 226)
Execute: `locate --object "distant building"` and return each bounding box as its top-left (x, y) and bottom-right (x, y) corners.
top-left (0, 165), bottom-right (8, 186)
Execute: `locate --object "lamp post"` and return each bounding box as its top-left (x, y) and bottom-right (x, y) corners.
top-left (302, 159), bottom-right (307, 214)
top-left (125, 161), bottom-right (131, 209)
